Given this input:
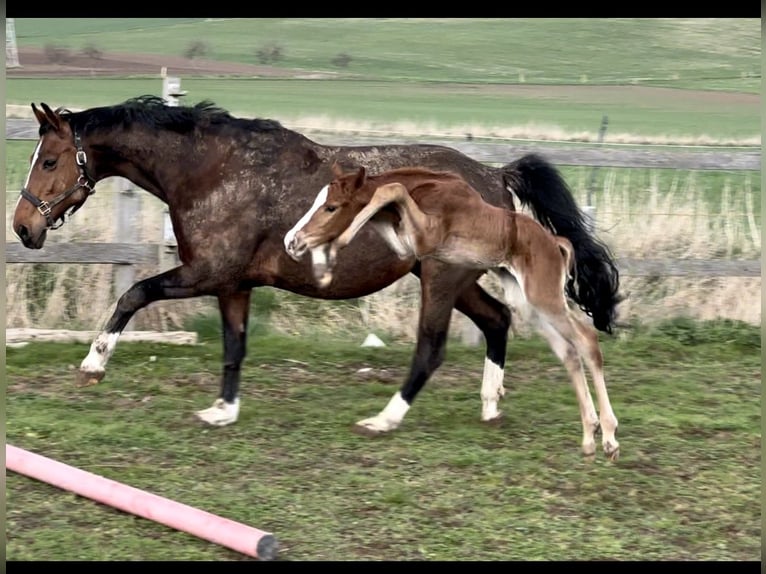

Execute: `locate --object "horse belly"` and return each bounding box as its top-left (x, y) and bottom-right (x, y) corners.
top-left (433, 236), bottom-right (505, 269)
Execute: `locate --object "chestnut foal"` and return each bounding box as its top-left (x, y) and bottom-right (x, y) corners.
top-left (286, 163), bottom-right (619, 460)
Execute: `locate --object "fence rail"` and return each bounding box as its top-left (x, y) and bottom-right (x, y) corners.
top-left (5, 242), bottom-right (761, 277)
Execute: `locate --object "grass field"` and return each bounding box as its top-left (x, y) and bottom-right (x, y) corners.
top-left (7, 78), bottom-right (761, 143)
top-left (12, 18), bottom-right (760, 90)
top-left (5, 20), bottom-right (762, 561)
top-left (5, 320), bottom-right (761, 560)
top-left (7, 18), bottom-right (760, 143)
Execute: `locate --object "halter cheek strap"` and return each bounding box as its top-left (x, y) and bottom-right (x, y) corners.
top-left (19, 131), bottom-right (96, 230)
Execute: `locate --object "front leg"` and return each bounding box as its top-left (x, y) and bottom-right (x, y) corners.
top-left (78, 265), bottom-right (211, 386)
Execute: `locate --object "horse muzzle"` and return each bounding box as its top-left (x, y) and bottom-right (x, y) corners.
top-left (286, 234), bottom-right (309, 261)
top-left (15, 223), bottom-right (47, 250)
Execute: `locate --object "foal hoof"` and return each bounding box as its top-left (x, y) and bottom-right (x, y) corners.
top-left (604, 441), bottom-right (620, 462)
top-left (76, 369), bottom-right (105, 387)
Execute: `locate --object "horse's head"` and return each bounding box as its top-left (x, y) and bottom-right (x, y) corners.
top-left (284, 161), bottom-right (370, 287)
top-left (12, 103), bottom-right (96, 249)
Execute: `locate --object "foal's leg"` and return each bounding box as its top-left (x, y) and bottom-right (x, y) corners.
top-left (353, 262), bottom-right (479, 435)
top-left (196, 290), bottom-right (252, 426)
top-left (334, 183), bottom-right (428, 252)
top-left (566, 313), bottom-right (620, 459)
top-left (535, 316), bottom-right (601, 457)
top-left (453, 281), bottom-right (512, 422)
top-left (78, 265), bottom-right (209, 385)
top-left (314, 185), bottom-right (405, 287)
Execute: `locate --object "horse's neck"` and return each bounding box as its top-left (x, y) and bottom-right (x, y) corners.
top-left (88, 127), bottom-right (183, 202)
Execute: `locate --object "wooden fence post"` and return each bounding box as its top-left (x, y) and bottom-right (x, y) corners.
top-left (114, 177), bottom-right (141, 331)
top-left (584, 115), bottom-right (609, 232)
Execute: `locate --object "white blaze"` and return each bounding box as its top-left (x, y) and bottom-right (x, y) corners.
top-left (283, 185), bottom-right (329, 253)
top-left (22, 140), bottom-right (42, 189)
top-left (13, 140), bottom-right (43, 236)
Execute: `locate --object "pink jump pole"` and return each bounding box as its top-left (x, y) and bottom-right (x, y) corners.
top-left (6, 443), bottom-right (278, 560)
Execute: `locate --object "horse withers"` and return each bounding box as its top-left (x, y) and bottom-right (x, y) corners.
top-left (12, 97), bottom-right (620, 444)
top-left (286, 163), bottom-right (620, 460)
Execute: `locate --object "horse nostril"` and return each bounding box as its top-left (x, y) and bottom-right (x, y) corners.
top-left (16, 225), bottom-right (29, 241)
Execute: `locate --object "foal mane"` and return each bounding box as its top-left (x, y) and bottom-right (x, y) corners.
top-left (59, 95), bottom-right (285, 136)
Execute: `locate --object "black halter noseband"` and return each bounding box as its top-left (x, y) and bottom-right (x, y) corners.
top-left (19, 130), bottom-right (96, 230)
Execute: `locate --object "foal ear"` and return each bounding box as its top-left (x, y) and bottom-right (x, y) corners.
top-left (331, 161), bottom-right (345, 178)
top-left (354, 166), bottom-right (367, 188)
top-left (39, 102), bottom-right (62, 131)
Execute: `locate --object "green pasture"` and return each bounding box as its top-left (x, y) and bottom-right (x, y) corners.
top-left (12, 18), bottom-right (760, 90)
top-left (6, 77), bottom-right (761, 142)
top-left (5, 320), bottom-right (761, 560)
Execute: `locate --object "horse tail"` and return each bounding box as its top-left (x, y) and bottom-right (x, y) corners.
top-left (501, 153), bottom-right (622, 334)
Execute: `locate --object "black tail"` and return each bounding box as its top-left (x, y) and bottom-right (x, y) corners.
top-left (502, 153), bottom-right (622, 334)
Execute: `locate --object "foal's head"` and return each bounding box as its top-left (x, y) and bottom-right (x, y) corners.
top-left (284, 162), bottom-right (372, 287)
top-left (285, 162), bottom-right (371, 258)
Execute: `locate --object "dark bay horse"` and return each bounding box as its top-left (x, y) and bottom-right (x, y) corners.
top-left (11, 96), bottom-right (620, 436)
top-left (286, 164), bottom-right (619, 458)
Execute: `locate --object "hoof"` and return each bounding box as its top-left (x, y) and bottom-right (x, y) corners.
top-left (482, 411), bottom-right (505, 425)
top-left (351, 416), bottom-right (397, 437)
top-left (195, 399), bottom-right (239, 427)
top-left (582, 441), bottom-right (597, 457)
top-left (76, 369), bottom-right (105, 387)
top-left (604, 442), bottom-right (620, 461)
top-left (351, 423), bottom-right (386, 437)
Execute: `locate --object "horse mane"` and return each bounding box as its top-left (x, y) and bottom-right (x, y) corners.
top-left (61, 94), bottom-right (285, 136)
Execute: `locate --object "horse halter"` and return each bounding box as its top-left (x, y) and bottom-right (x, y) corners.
top-left (19, 130), bottom-right (96, 230)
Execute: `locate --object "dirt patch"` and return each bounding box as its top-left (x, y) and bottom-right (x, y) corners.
top-left (7, 47), bottom-right (335, 79)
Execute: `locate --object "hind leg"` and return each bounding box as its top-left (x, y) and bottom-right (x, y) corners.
top-left (453, 279), bottom-right (511, 422)
top-left (196, 290), bottom-right (252, 427)
top-left (353, 262), bottom-right (478, 435)
top-left (568, 314), bottom-right (619, 460)
top-left (535, 313), bottom-right (601, 457)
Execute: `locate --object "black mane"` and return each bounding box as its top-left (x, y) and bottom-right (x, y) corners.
top-left (61, 95), bottom-right (285, 136)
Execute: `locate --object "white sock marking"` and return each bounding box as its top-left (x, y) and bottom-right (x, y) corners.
top-left (80, 331), bottom-right (120, 373)
top-left (196, 398), bottom-right (241, 427)
top-left (480, 357), bottom-right (505, 421)
top-left (356, 391), bottom-right (410, 432)
top-left (283, 185), bottom-right (329, 253)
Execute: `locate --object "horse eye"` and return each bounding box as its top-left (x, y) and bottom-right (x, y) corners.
top-left (325, 205), bottom-right (337, 213)
top-left (42, 159), bottom-right (57, 169)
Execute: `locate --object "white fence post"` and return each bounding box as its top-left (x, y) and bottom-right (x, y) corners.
top-left (114, 177), bottom-right (142, 331)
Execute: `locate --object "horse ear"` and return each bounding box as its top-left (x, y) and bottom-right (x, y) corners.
top-left (31, 103), bottom-right (48, 126)
top-left (39, 102), bottom-right (62, 131)
top-left (354, 166), bottom-right (367, 188)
